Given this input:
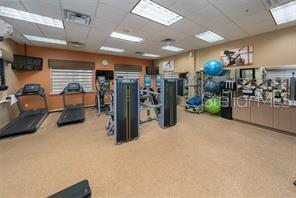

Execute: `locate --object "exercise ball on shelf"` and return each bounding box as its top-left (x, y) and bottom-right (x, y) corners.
top-left (205, 97), bottom-right (221, 115)
top-left (204, 60), bottom-right (223, 76)
top-left (204, 80), bottom-right (220, 95)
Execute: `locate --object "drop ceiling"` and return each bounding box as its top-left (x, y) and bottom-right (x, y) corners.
top-left (0, 0), bottom-right (295, 59)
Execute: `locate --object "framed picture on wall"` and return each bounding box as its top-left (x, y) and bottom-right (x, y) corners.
top-left (162, 60), bottom-right (174, 72)
top-left (220, 46), bottom-right (253, 67)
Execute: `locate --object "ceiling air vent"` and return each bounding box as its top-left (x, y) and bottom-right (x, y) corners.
top-left (68, 41), bottom-right (84, 47)
top-left (161, 38), bottom-right (175, 45)
top-left (135, 51), bottom-right (144, 55)
top-left (64, 9), bottom-right (91, 25)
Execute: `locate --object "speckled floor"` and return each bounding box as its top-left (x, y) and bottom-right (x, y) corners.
top-left (0, 108), bottom-right (296, 197)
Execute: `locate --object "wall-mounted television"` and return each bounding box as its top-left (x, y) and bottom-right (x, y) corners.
top-left (144, 75), bottom-right (151, 88)
top-left (96, 70), bottom-right (114, 80)
top-left (146, 66), bottom-right (159, 75)
top-left (156, 75), bottom-right (161, 87)
top-left (12, 55), bottom-right (43, 70)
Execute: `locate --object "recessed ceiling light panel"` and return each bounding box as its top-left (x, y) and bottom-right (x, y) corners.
top-left (270, 1), bottom-right (296, 25)
top-left (110, 32), bottom-right (143, 43)
top-left (24, 35), bottom-right (67, 45)
top-left (131, 0), bottom-right (183, 26)
top-left (142, 53), bottom-right (160, 58)
top-left (0, 6), bottom-right (64, 28)
top-left (161, 45), bottom-right (184, 52)
top-left (100, 46), bottom-right (125, 53)
top-left (195, 31), bottom-right (224, 43)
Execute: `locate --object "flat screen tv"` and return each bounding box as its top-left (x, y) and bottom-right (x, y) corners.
top-left (96, 70), bottom-right (114, 80)
top-left (146, 66), bottom-right (159, 75)
top-left (12, 55), bottom-right (43, 70)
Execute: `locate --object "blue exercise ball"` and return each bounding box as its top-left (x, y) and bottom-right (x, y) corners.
top-left (205, 80), bottom-right (220, 95)
top-left (204, 60), bottom-right (223, 76)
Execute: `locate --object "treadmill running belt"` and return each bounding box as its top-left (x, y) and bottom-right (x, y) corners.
top-left (0, 112), bottom-right (47, 138)
top-left (57, 105), bottom-right (85, 127)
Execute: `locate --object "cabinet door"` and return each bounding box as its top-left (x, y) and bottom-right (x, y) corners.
top-left (250, 102), bottom-right (274, 127)
top-left (274, 107), bottom-right (296, 134)
top-left (233, 99), bottom-right (251, 122)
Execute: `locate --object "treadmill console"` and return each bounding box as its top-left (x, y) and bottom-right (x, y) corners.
top-left (23, 84), bottom-right (42, 95)
top-left (67, 83), bottom-right (82, 92)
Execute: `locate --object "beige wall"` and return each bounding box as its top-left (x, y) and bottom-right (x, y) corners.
top-left (196, 26), bottom-right (296, 70)
top-left (154, 51), bottom-right (196, 73)
top-left (0, 39), bottom-right (20, 128)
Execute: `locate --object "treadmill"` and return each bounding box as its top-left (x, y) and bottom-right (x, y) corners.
top-left (0, 84), bottom-right (48, 139)
top-left (57, 82), bottom-right (85, 127)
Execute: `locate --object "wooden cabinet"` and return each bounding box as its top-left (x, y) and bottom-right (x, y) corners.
top-left (233, 98), bottom-right (296, 134)
top-left (250, 102), bottom-right (274, 128)
top-left (233, 99), bottom-right (251, 122)
top-left (274, 107), bottom-right (296, 134)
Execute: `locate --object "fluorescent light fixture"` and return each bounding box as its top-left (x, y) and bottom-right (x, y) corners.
top-left (131, 0), bottom-right (183, 26)
top-left (195, 31), bottom-right (224, 43)
top-left (24, 35), bottom-right (67, 45)
top-left (142, 53), bottom-right (160, 58)
top-left (100, 46), bottom-right (125, 53)
top-left (110, 32), bottom-right (143, 43)
top-left (270, 1), bottom-right (296, 25)
top-left (0, 6), bottom-right (64, 28)
top-left (161, 45), bottom-right (184, 52)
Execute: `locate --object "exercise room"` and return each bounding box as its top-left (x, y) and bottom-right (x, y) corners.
top-left (0, 0), bottom-right (296, 197)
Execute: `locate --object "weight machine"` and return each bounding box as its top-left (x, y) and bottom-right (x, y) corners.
top-left (105, 71), bottom-right (178, 145)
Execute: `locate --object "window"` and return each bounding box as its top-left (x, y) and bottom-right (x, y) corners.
top-left (51, 68), bottom-right (93, 93)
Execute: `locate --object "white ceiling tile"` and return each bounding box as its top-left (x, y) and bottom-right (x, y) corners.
top-left (39, 25), bottom-right (66, 40)
top-left (147, 28), bottom-right (189, 42)
top-left (21, 0), bottom-right (62, 19)
top-left (153, 0), bottom-right (178, 7)
top-left (92, 18), bottom-right (117, 32)
top-left (102, 38), bottom-right (120, 48)
top-left (235, 11), bottom-right (273, 27)
top-left (135, 21), bottom-right (166, 38)
top-left (61, 0), bottom-right (99, 16)
top-left (2, 17), bottom-right (43, 36)
top-left (243, 21), bottom-right (276, 36)
top-left (187, 4), bottom-right (224, 26)
top-left (96, 3), bottom-right (127, 24)
top-left (100, 0), bottom-right (138, 11)
top-left (0, 0), bottom-right (24, 10)
top-left (86, 27), bottom-right (108, 46)
top-left (170, 19), bottom-right (205, 36)
top-left (65, 22), bottom-right (90, 43)
top-left (208, 0), bottom-right (266, 20)
top-left (211, 22), bottom-right (249, 40)
top-left (169, 0), bottom-right (209, 16)
top-left (120, 14), bottom-right (149, 30)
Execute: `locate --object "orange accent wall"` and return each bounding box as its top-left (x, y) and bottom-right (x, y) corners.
top-left (15, 45), bottom-right (152, 111)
